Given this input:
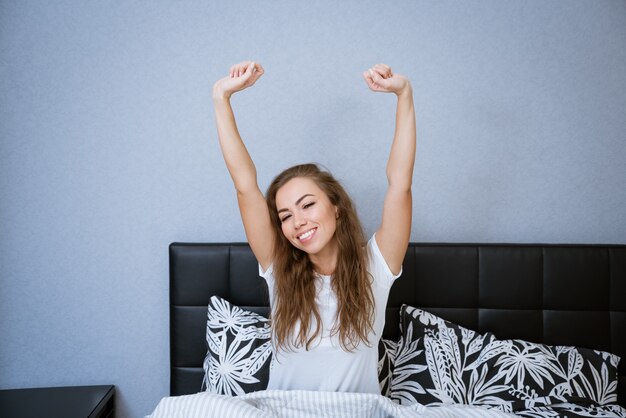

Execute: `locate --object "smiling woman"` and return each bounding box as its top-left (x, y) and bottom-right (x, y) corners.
top-left (264, 163), bottom-right (376, 377)
top-left (212, 60), bottom-right (416, 394)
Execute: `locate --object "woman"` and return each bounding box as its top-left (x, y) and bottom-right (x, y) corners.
top-left (212, 61), bottom-right (416, 394)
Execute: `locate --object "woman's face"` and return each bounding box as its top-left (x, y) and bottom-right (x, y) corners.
top-left (275, 177), bottom-right (338, 256)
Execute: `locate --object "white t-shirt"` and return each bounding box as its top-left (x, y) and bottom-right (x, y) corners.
top-left (258, 233), bottom-right (402, 393)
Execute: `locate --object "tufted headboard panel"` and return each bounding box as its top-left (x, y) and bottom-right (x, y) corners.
top-left (169, 242), bottom-right (626, 406)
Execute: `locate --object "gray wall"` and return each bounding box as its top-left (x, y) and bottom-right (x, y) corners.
top-left (1, 1), bottom-right (624, 417)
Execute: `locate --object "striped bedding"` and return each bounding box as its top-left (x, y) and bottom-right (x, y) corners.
top-left (145, 390), bottom-right (518, 418)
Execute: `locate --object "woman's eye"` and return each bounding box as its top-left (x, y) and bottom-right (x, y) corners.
top-left (303, 202), bottom-right (315, 209)
top-left (280, 215), bottom-right (291, 223)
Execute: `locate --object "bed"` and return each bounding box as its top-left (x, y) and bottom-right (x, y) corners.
top-left (149, 242), bottom-right (626, 418)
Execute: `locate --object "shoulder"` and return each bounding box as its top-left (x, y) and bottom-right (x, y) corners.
top-left (366, 233), bottom-right (402, 286)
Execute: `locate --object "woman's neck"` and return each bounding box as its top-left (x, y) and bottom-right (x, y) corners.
top-left (309, 239), bottom-right (339, 276)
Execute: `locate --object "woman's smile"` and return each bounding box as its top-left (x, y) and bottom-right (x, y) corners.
top-left (297, 227), bottom-right (317, 243)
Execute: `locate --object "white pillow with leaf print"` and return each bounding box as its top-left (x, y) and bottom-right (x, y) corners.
top-left (202, 296), bottom-right (271, 395)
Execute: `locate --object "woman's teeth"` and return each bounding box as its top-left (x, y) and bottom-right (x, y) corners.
top-left (298, 228), bottom-right (316, 241)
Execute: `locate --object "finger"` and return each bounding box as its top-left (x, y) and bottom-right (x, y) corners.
top-left (370, 66), bottom-right (385, 77)
top-left (229, 62), bottom-right (247, 78)
top-left (235, 62), bottom-right (247, 77)
top-left (372, 66), bottom-right (389, 79)
top-left (244, 61), bottom-right (257, 79)
top-left (369, 69), bottom-right (389, 89)
top-left (252, 64), bottom-right (264, 80)
top-left (374, 64), bottom-right (392, 78)
top-left (365, 69), bottom-right (381, 90)
top-left (245, 62), bottom-right (265, 86)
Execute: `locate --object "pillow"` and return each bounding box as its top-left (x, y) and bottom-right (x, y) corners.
top-left (390, 305), bottom-right (621, 412)
top-left (378, 338), bottom-right (397, 397)
top-left (389, 305), bottom-right (496, 407)
top-left (480, 338), bottom-right (620, 410)
top-left (202, 296), bottom-right (272, 395)
top-left (566, 346), bottom-right (620, 406)
top-left (513, 403), bottom-right (626, 418)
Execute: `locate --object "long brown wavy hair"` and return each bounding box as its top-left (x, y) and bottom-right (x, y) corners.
top-left (265, 163), bottom-right (374, 352)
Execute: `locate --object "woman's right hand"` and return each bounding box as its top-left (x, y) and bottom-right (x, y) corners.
top-left (213, 61), bottom-right (264, 100)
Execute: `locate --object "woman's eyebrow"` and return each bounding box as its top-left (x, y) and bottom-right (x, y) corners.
top-left (277, 194), bottom-right (315, 213)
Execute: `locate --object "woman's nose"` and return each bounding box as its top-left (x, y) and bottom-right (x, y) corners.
top-left (293, 215), bottom-right (306, 229)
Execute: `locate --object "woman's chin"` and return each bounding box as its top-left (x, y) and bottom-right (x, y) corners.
top-left (292, 240), bottom-right (319, 255)
top-left (294, 244), bottom-right (315, 255)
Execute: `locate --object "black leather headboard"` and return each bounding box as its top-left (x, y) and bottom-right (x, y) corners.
top-left (170, 242), bottom-right (626, 406)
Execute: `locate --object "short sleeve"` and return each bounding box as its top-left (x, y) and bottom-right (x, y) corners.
top-left (259, 263), bottom-right (275, 283)
top-left (368, 233), bottom-right (403, 287)
top-left (259, 263), bottom-right (275, 305)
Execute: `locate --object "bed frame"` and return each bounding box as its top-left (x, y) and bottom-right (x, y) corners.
top-left (169, 242), bottom-right (626, 407)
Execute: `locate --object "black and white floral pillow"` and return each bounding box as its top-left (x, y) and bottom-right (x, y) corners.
top-left (390, 305), bottom-right (496, 406)
top-left (480, 338), bottom-right (620, 411)
top-left (389, 305), bottom-right (622, 413)
top-left (515, 403), bottom-right (626, 418)
top-left (202, 296), bottom-right (272, 395)
top-left (378, 338), bottom-right (397, 397)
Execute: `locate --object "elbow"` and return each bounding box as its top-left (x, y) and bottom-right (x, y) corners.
top-left (233, 173), bottom-right (260, 196)
top-left (235, 181), bottom-right (260, 196)
top-left (387, 179), bottom-right (413, 194)
top-left (386, 168), bottom-right (413, 192)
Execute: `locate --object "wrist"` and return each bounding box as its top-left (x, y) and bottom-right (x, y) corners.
top-left (396, 81), bottom-right (413, 99)
top-left (212, 93), bottom-right (231, 102)
top-left (212, 86), bottom-right (232, 102)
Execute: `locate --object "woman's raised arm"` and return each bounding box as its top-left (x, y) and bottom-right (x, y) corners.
top-left (213, 61), bottom-right (274, 270)
top-left (363, 64), bottom-right (416, 275)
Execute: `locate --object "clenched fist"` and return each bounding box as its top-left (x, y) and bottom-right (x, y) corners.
top-left (213, 61), bottom-right (264, 100)
top-left (363, 63), bottom-right (411, 96)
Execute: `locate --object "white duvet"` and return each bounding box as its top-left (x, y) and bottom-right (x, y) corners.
top-left (145, 390), bottom-right (518, 418)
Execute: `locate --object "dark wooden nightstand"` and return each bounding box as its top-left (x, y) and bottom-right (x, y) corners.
top-left (0, 385), bottom-right (114, 418)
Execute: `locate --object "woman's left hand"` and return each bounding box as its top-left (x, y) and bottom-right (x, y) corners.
top-left (363, 63), bottom-right (411, 96)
